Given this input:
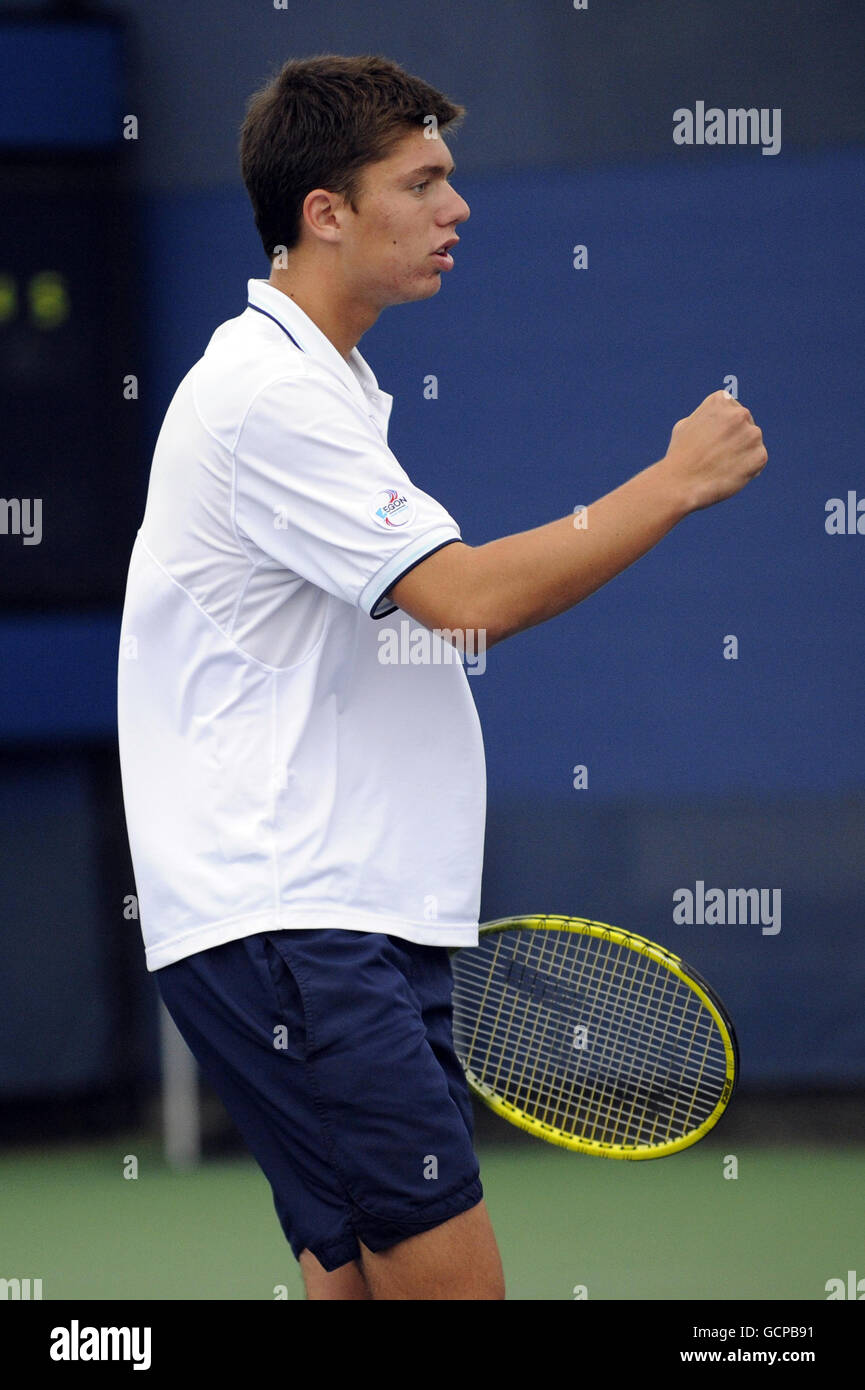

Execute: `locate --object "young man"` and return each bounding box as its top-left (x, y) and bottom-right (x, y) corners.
top-left (117, 55), bottom-right (766, 1302)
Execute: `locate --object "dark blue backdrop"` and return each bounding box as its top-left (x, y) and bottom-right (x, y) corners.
top-left (7, 146), bottom-right (864, 800)
top-left (2, 139), bottom-right (863, 1092)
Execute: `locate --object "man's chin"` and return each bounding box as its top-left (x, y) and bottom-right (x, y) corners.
top-left (375, 274), bottom-right (442, 312)
top-left (406, 273), bottom-right (443, 301)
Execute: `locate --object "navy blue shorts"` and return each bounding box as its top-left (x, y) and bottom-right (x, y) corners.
top-left (155, 929), bottom-right (483, 1273)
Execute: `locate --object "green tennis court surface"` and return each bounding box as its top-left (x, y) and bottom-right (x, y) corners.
top-left (1, 1137), bottom-right (861, 1301)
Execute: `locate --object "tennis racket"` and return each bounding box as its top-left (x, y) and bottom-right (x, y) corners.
top-left (451, 914), bottom-right (738, 1159)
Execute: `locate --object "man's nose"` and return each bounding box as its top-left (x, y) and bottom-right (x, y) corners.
top-left (449, 188), bottom-right (470, 224)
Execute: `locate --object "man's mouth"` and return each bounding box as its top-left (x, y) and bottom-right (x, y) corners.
top-left (431, 240), bottom-right (457, 270)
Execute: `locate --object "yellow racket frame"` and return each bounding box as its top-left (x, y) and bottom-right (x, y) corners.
top-left (454, 914), bottom-right (738, 1159)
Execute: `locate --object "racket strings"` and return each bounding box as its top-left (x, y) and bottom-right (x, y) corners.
top-left (454, 964), bottom-right (724, 1106)
top-left (452, 928), bottom-right (729, 1150)
top-left (455, 946), bottom-right (723, 1096)
top-left (456, 974), bottom-right (721, 1146)
top-left (461, 978), bottom-right (723, 1128)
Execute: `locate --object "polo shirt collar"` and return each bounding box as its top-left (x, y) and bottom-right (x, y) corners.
top-left (246, 278), bottom-right (393, 434)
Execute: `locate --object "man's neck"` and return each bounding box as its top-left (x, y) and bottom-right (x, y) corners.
top-left (267, 267), bottom-right (377, 362)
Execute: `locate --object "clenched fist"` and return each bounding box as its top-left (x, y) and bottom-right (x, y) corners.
top-left (661, 390), bottom-right (768, 513)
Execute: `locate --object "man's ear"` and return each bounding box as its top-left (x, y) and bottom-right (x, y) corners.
top-left (301, 187), bottom-right (346, 244)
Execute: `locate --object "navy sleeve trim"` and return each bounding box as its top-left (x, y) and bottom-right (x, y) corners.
top-left (369, 537), bottom-right (463, 620)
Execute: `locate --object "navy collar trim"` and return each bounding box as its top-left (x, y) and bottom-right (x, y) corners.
top-left (247, 300), bottom-right (304, 352)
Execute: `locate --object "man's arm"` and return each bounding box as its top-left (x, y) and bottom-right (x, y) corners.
top-left (389, 390), bottom-right (768, 648)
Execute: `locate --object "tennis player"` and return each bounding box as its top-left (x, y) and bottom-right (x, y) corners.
top-left (117, 54), bottom-right (767, 1301)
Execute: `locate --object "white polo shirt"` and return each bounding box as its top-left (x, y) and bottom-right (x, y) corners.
top-left (118, 277), bottom-right (486, 971)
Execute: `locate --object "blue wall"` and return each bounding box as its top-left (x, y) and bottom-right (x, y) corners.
top-left (1, 87), bottom-right (863, 1089)
top-left (20, 146), bottom-right (859, 800)
top-left (5, 0), bottom-right (862, 795)
top-left (135, 147), bottom-right (864, 1088)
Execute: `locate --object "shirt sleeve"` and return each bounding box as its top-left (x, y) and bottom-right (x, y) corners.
top-left (232, 371), bottom-right (461, 618)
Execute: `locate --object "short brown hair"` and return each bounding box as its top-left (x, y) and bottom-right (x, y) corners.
top-left (239, 54), bottom-right (466, 259)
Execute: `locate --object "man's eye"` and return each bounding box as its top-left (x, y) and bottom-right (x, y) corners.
top-left (412, 181), bottom-right (428, 193)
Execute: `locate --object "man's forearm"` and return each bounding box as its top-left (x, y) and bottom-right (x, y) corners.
top-left (464, 459), bottom-right (690, 646)
top-left (390, 390), bottom-right (766, 641)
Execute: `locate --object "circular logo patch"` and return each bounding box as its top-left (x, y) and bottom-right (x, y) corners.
top-left (369, 488), bottom-right (414, 528)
